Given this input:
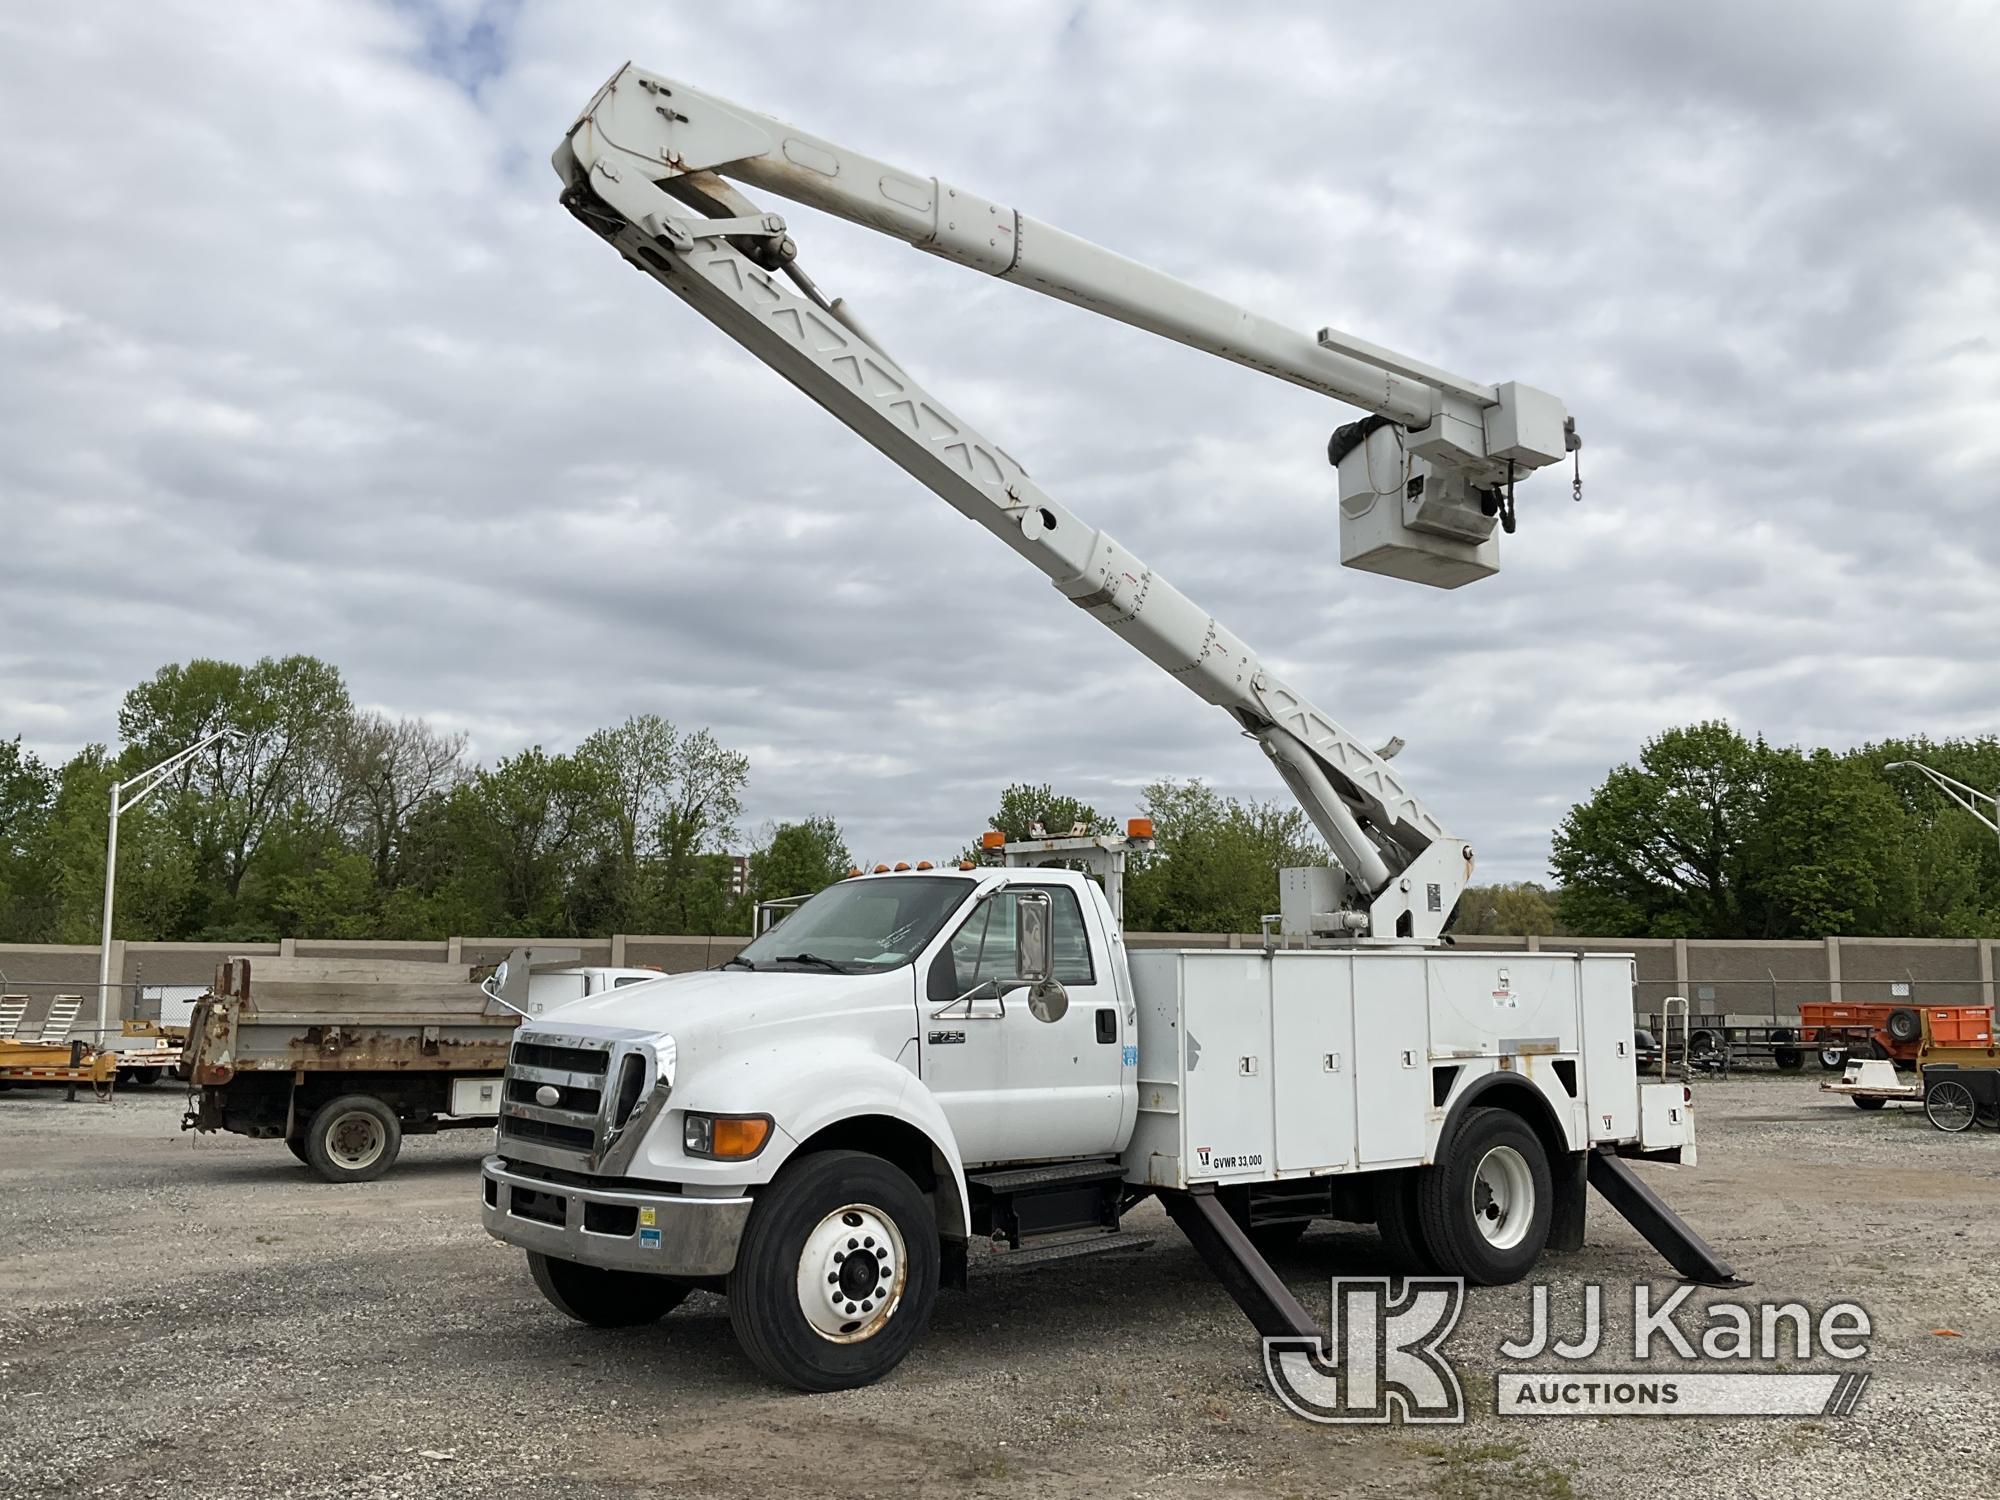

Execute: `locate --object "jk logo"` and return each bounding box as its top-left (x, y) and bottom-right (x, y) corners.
top-left (1264, 1278), bottom-right (1466, 1424)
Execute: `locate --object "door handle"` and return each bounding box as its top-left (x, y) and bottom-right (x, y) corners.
top-left (1095, 1008), bottom-right (1117, 1044)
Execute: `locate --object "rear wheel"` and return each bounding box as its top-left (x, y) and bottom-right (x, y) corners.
top-left (1924, 1080), bottom-right (1976, 1134)
top-left (1770, 1029), bottom-right (1803, 1072)
top-left (728, 1149), bottom-right (938, 1392)
top-left (302, 1094), bottom-right (402, 1183)
top-left (1373, 1171), bottom-right (1436, 1272)
top-left (1851, 1096), bottom-right (1886, 1111)
top-left (119, 1066), bottom-right (164, 1089)
top-left (1415, 1109), bottom-right (1551, 1285)
top-left (1816, 1032), bottom-right (1846, 1071)
top-left (529, 1253), bottom-right (690, 1326)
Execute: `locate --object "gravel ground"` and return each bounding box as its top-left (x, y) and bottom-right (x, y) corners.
top-left (1, 1075), bottom-right (1995, 1499)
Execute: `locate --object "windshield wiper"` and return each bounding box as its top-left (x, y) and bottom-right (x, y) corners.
top-left (775, 952), bottom-right (848, 973)
top-left (720, 954), bottom-right (757, 971)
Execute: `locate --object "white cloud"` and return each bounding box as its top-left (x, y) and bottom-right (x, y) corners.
top-left (1, 0), bottom-right (1995, 881)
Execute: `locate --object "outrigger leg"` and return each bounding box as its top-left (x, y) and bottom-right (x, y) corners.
top-left (1588, 1148), bottom-right (1748, 1287)
top-left (1158, 1184), bottom-right (1320, 1340)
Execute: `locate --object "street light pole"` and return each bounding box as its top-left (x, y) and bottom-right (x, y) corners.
top-left (1882, 760), bottom-right (2000, 845)
top-left (95, 726), bottom-right (242, 1040)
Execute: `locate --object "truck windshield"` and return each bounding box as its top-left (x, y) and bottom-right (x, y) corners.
top-left (734, 876), bottom-right (974, 973)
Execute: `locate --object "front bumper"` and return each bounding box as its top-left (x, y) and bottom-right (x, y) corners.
top-left (481, 1156), bottom-right (751, 1277)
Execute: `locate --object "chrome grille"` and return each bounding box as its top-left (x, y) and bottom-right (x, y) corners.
top-left (499, 1030), bottom-right (614, 1164)
top-left (496, 1025), bottom-right (671, 1175)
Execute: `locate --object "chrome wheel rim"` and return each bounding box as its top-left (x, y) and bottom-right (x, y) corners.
top-left (1471, 1145), bottom-right (1534, 1250)
top-left (326, 1111), bottom-right (387, 1170)
top-left (797, 1204), bottom-right (906, 1343)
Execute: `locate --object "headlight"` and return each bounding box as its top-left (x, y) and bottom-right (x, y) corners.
top-left (683, 1112), bottom-right (773, 1160)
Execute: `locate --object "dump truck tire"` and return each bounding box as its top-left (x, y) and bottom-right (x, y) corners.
top-left (727, 1148), bottom-right (938, 1392)
top-left (303, 1094), bottom-right (402, 1183)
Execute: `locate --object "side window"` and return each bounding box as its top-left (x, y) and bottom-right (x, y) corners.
top-left (947, 885), bottom-right (1096, 988)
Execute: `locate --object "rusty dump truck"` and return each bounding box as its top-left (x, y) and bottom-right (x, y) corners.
top-left (182, 951), bottom-right (661, 1181)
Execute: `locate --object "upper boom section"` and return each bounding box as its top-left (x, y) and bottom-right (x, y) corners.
top-left (552, 64), bottom-right (1579, 941)
top-left (559, 67), bottom-right (1577, 594)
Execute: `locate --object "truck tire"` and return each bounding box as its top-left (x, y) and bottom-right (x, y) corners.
top-left (1373, 1170), bottom-right (1437, 1272)
top-left (303, 1094), bottom-right (402, 1183)
top-left (1886, 1008), bottom-right (1921, 1044)
top-left (1415, 1109), bottom-right (1551, 1286)
top-left (727, 1148), bottom-right (938, 1392)
top-left (528, 1252), bottom-right (690, 1326)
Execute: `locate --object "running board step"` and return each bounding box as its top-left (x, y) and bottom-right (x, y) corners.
top-left (965, 1160), bottom-right (1126, 1194)
top-left (1587, 1149), bottom-right (1748, 1288)
top-left (982, 1233), bottom-right (1155, 1273)
top-left (967, 1159), bottom-right (1127, 1248)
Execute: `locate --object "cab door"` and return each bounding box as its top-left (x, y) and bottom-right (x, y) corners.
top-left (918, 881), bottom-right (1124, 1167)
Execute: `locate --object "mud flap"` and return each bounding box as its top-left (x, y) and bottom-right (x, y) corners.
top-left (1158, 1183), bottom-right (1319, 1340)
top-left (1587, 1148), bottom-right (1747, 1287)
top-left (1548, 1151), bottom-right (1588, 1253)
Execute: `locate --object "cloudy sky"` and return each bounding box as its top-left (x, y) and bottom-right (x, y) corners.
top-left (2, 1), bottom-right (1995, 879)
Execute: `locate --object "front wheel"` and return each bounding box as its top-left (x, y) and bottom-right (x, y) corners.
top-left (529, 1253), bottom-right (690, 1326)
top-left (727, 1149), bottom-right (938, 1392)
top-left (303, 1094), bottom-right (402, 1183)
top-left (1415, 1109), bottom-right (1552, 1285)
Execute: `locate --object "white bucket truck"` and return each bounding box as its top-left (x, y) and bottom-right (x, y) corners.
top-left (481, 66), bottom-right (1734, 1390)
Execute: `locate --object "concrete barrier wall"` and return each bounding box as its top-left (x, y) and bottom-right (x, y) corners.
top-left (3, 931), bottom-right (1993, 1036)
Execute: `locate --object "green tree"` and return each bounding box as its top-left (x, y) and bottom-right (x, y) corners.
top-left (437, 746), bottom-right (615, 934)
top-left (1124, 778), bottom-right (1323, 933)
top-left (751, 816), bottom-right (853, 902)
top-left (1551, 721), bottom-right (1767, 938)
top-left (650, 728), bottom-right (749, 932)
top-left (576, 713), bottom-right (678, 926)
top-left (1456, 882), bottom-right (1562, 936)
top-left (0, 737), bottom-right (55, 940)
top-left (335, 712), bottom-right (466, 889)
top-left (116, 655), bottom-right (354, 931)
top-left (982, 782), bottom-right (1115, 843)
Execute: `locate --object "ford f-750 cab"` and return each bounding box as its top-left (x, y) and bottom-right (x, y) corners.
top-left (482, 849), bottom-right (1713, 1390)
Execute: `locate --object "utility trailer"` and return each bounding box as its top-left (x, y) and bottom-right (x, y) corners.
top-left (182, 952), bottom-right (661, 1181)
top-left (1800, 1001), bottom-right (1993, 1071)
top-left (1634, 1015), bottom-right (1811, 1074)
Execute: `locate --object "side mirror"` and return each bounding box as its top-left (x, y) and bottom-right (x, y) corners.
top-left (1013, 891), bottom-right (1069, 1023)
top-left (1013, 890), bottom-right (1053, 985)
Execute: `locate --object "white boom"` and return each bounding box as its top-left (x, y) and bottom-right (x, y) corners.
top-left (554, 63), bottom-right (1581, 940)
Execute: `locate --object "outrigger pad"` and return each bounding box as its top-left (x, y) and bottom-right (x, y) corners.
top-left (1587, 1149), bottom-right (1749, 1288)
